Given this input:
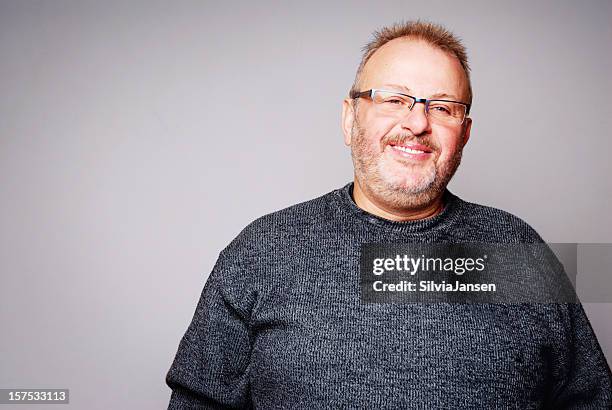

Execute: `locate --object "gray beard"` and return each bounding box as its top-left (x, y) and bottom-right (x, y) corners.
top-left (350, 119), bottom-right (464, 210)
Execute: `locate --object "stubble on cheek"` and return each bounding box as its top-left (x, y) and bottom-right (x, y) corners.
top-left (350, 120), bottom-right (436, 193)
top-left (349, 119), bottom-right (464, 209)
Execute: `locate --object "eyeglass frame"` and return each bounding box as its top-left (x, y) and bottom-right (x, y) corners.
top-left (350, 88), bottom-right (471, 124)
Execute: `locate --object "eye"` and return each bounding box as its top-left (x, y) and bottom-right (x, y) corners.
top-left (429, 104), bottom-right (452, 115)
top-left (381, 96), bottom-right (411, 106)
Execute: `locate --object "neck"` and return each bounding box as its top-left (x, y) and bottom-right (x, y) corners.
top-left (352, 179), bottom-right (444, 222)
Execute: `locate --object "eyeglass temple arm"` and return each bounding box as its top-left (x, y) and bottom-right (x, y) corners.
top-left (350, 90), bottom-right (373, 99)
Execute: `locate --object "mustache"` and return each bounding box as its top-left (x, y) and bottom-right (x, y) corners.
top-left (380, 133), bottom-right (437, 151)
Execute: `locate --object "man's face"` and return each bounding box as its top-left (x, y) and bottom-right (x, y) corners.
top-left (342, 38), bottom-right (472, 210)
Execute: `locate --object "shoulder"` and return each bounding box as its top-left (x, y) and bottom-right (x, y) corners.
top-left (450, 194), bottom-right (544, 243)
top-left (221, 188), bottom-right (338, 257)
top-left (208, 189), bottom-right (339, 296)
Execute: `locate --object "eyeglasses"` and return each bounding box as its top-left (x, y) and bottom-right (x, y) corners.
top-left (351, 89), bottom-right (471, 125)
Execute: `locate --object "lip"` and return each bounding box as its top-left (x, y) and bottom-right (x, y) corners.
top-left (388, 142), bottom-right (433, 153)
top-left (388, 142), bottom-right (433, 161)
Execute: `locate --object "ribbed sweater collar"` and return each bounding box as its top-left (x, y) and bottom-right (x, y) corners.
top-left (330, 181), bottom-right (462, 235)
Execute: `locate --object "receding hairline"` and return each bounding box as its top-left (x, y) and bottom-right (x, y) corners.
top-left (350, 21), bottom-right (473, 106)
top-left (357, 36), bottom-right (472, 102)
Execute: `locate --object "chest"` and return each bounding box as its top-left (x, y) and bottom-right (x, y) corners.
top-left (248, 300), bottom-right (552, 407)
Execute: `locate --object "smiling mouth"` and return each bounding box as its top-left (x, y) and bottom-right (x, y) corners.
top-left (389, 143), bottom-right (433, 155)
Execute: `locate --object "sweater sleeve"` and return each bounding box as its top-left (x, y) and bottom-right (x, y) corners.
top-left (547, 302), bottom-right (612, 408)
top-left (166, 248), bottom-right (254, 409)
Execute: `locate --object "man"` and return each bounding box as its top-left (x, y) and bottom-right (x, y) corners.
top-left (166, 21), bottom-right (612, 408)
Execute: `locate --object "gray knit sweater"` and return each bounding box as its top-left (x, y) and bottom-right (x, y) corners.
top-left (166, 183), bottom-right (612, 409)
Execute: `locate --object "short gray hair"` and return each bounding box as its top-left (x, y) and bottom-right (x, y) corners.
top-left (350, 20), bottom-right (472, 105)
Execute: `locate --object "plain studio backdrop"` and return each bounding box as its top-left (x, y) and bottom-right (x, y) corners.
top-left (1, 0), bottom-right (611, 408)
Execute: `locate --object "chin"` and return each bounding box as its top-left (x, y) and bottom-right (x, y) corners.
top-left (392, 177), bottom-right (431, 193)
top-left (380, 185), bottom-right (440, 209)
top-left (379, 166), bottom-right (436, 195)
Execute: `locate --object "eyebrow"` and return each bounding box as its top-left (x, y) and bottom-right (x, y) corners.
top-left (380, 83), bottom-right (458, 100)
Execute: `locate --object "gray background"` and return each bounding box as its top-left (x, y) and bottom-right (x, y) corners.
top-left (1, 0), bottom-right (610, 408)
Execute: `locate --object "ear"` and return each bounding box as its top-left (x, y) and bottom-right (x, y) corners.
top-left (341, 98), bottom-right (355, 146)
top-left (461, 117), bottom-right (472, 147)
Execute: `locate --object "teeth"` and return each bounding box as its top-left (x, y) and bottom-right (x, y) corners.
top-left (393, 145), bottom-right (425, 154)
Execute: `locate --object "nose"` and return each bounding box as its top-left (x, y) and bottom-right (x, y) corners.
top-left (398, 101), bottom-right (430, 135)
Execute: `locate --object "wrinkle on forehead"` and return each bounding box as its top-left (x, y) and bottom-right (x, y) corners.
top-left (377, 83), bottom-right (461, 101)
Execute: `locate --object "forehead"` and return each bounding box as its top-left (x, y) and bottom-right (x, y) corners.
top-left (360, 38), bottom-right (469, 100)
